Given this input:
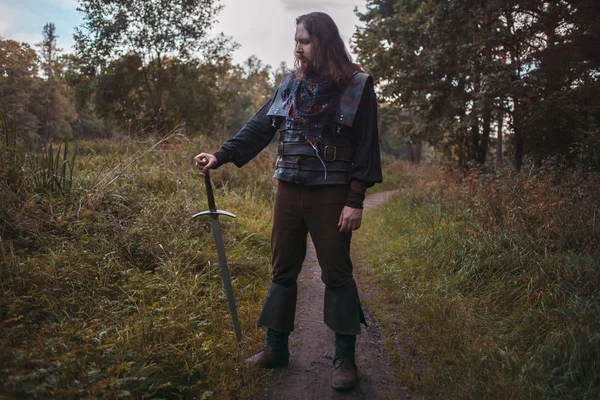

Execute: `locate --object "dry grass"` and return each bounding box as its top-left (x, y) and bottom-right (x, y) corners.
top-left (355, 162), bottom-right (600, 400)
top-left (5, 133), bottom-right (598, 399)
top-left (1, 134), bottom-right (279, 399)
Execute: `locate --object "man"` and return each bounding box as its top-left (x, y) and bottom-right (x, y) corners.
top-left (194, 12), bottom-right (382, 390)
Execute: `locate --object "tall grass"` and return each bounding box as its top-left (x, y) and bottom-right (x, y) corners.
top-left (354, 162), bottom-right (600, 399)
top-left (1, 109), bottom-right (23, 193)
top-left (27, 139), bottom-right (78, 195)
top-left (6, 129), bottom-right (597, 398)
top-left (2, 108), bottom-right (79, 196)
top-left (1, 133), bottom-right (278, 398)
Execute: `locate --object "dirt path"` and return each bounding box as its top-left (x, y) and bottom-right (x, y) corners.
top-left (257, 190), bottom-right (409, 400)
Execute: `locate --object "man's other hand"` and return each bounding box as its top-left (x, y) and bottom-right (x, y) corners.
top-left (338, 206), bottom-right (363, 233)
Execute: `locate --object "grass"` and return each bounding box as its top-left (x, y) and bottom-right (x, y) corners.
top-left (354, 162), bottom-right (600, 400)
top-left (1, 132), bottom-right (278, 399)
top-left (3, 129), bottom-right (599, 399)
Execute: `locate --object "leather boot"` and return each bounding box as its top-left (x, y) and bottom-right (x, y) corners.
top-left (245, 346), bottom-right (289, 369)
top-left (332, 358), bottom-right (358, 390)
top-left (331, 333), bottom-right (358, 390)
top-left (245, 329), bottom-right (289, 369)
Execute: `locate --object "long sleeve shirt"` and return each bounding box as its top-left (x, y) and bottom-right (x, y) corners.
top-left (214, 78), bottom-right (383, 205)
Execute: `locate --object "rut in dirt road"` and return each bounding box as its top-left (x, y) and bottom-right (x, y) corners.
top-left (256, 190), bottom-right (410, 400)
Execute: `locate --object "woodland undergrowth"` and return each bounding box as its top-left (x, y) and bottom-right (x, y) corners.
top-left (3, 127), bottom-right (599, 399)
top-left (355, 162), bottom-right (600, 400)
top-left (1, 131), bottom-right (278, 399)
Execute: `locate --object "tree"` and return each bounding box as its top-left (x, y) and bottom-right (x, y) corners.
top-left (354, 0), bottom-right (509, 167)
top-left (221, 56), bottom-right (275, 137)
top-left (516, 0), bottom-right (600, 168)
top-left (353, 0), bottom-right (600, 170)
top-left (94, 53), bottom-right (146, 127)
top-left (0, 38), bottom-right (41, 140)
top-left (62, 54), bottom-right (116, 139)
top-left (74, 0), bottom-right (232, 133)
top-left (35, 23), bottom-right (77, 141)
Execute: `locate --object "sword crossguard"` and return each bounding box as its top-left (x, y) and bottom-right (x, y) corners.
top-left (192, 210), bottom-right (236, 219)
top-left (194, 167), bottom-right (236, 218)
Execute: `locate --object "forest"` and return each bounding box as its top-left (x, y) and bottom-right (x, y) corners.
top-left (1, 0), bottom-right (599, 399)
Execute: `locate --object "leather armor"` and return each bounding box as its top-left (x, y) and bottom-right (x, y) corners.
top-left (267, 72), bottom-right (372, 185)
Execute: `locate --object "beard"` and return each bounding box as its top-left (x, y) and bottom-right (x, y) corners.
top-left (296, 56), bottom-right (314, 77)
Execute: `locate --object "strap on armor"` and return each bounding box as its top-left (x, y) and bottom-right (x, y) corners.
top-left (277, 142), bottom-right (353, 162)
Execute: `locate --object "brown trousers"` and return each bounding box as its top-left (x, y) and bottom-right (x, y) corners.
top-left (271, 180), bottom-right (353, 288)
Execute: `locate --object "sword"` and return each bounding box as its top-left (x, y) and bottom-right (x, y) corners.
top-left (192, 169), bottom-right (242, 343)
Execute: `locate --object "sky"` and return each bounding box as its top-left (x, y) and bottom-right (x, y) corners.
top-left (0, 0), bottom-right (368, 70)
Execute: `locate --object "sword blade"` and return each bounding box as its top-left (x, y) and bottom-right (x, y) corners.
top-left (209, 215), bottom-right (243, 343)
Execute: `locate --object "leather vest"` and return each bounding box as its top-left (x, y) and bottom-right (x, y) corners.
top-left (266, 72), bottom-right (371, 185)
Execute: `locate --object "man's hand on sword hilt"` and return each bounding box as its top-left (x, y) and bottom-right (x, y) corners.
top-left (194, 153), bottom-right (217, 176)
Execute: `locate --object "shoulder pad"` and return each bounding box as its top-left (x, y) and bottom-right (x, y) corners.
top-left (335, 72), bottom-right (372, 127)
top-left (267, 73), bottom-right (293, 118)
top-left (266, 71), bottom-right (372, 126)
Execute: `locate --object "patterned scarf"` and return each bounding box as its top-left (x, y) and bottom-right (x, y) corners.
top-left (282, 73), bottom-right (339, 147)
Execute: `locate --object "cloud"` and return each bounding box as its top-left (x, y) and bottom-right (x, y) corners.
top-left (0, 4), bottom-right (40, 46)
top-left (0, 4), bottom-right (41, 44)
top-left (47, 0), bottom-right (79, 10)
top-left (281, 0), bottom-right (359, 12)
top-left (9, 32), bottom-right (43, 47)
top-left (0, 4), bottom-right (15, 36)
top-left (0, 1), bottom-right (81, 51)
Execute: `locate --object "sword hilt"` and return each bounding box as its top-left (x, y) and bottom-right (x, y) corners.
top-left (193, 159), bottom-right (235, 219)
top-left (200, 157), bottom-right (217, 211)
top-left (204, 172), bottom-right (217, 212)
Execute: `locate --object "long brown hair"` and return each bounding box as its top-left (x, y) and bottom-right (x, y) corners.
top-left (295, 12), bottom-right (362, 87)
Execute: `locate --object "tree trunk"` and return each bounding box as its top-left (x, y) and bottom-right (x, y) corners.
top-left (406, 139), bottom-right (422, 164)
top-left (154, 55), bottom-right (164, 133)
top-left (415, 139), bottom-right (422, 164)
top-left (496, 111), bottom-right (503, 164)
top-left (470, 121), bottom-right (480, 162)
top-left (457, 105), bottom-right (467, 168)
top-left (479, 107), bottom-right (491, 164)
top-left (407, 142), bottom-right (415, 163)
top-left (478, 9), bottom-right (492, 166)
top-left (470, 72), bottom-right (481, 163)
top-left (513, 98), bottom-right (524, 171)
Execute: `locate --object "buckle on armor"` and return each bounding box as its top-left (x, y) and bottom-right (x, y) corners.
top-left (323, 145), bottom-right (337, 162)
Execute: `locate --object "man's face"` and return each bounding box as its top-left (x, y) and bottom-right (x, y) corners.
top-left (295, 23), bottom-right (313, 70)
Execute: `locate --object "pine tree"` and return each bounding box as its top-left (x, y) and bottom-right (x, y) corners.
top-left (35, 23), bottom-right (77, 141)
